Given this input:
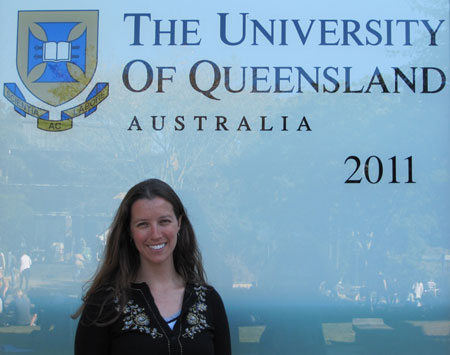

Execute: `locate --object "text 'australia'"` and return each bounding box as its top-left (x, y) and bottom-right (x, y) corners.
top-left (127, 115), bottom-right (312, 132)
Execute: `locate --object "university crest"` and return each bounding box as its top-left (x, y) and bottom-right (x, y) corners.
top-left (3, 10), bottom-right (109, 132)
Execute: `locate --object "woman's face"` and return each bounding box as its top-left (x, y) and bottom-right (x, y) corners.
top-left (130, 197), bottom-right (181, 269)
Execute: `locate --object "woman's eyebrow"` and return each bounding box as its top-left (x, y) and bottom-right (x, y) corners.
top-left (159, 215), bottom-right (174, 219)
top-left (132, 215), bottom-right (173, 221)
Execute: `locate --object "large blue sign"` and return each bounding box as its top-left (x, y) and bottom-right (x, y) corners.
top-left (0, 1), bottom-right (449, 354)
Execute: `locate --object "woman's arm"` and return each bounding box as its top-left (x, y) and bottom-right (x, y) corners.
top-left (210, 288), bottom-right (232, 355)
top-left (75, 316), bottom-right (111, 355)
top-left (74, 295), bottom-right (116, 355)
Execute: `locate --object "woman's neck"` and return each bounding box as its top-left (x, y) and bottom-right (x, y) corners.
top-left (135, 261), bottom-right (184, 291)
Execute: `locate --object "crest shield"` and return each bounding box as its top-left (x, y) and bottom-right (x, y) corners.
top-left (17, 11), bottom-right (98, 107)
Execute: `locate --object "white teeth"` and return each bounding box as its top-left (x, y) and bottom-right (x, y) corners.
top-left (149, 243), bottom-right (166, 250)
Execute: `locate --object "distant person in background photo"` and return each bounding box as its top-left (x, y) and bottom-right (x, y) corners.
top-left (0, 251), bottom-right (5, 271)
top-left (6, 251), bottom-right (17, 288)
top-left (19, 252), bottom-right (32, 291)
top-left (73, 178), bottom-right (231, 355)
top-left (426, 278), bottom-right (437, 297)
top-left (73, 252), bottom-right (85, 281)
top-left (0, 250), bottom-right (7, 313)
top-left (0, 269), bottom-right (9, 314)
top-left (413, 280), bottom-right (424, 307)
top-left (376, 271), bottom-right (388, 304)
top-left (12, 288), bottom-right (37, 326)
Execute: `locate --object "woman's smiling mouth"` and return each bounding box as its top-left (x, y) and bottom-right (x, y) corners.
top-left (148, 243), bottom-right (167, 250)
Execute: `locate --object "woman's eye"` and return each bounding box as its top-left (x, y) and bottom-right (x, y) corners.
top-left (137, 222), bottom-right (148, 227)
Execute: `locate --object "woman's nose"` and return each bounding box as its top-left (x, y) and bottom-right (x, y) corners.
top-left (147, 223), bottom-right (160, 239)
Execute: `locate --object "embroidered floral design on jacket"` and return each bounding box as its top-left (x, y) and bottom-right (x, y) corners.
top-left (122, 299), bottom-right (162, 339)
top-left (182, 285), bottom-right (209, 339)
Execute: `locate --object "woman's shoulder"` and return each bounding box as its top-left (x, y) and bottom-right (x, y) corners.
top-left (80, 286), bottom-right (121, 325)
top-left (189, 284), bottom-right (229, 328)
top-left (188, 283), bottom-right (225, 304)
top-left (84, 285), bottom-right (117, 304)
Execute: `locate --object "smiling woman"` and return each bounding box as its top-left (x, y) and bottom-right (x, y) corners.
top-left (72, 179), bottom-right (231, 355)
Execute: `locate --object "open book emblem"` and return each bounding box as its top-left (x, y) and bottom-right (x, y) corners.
top-left (16, 10), bottom-right (98, 107)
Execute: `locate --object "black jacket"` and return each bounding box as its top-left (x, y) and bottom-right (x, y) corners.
top-left (75, 283), bottom-right (231, 355)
